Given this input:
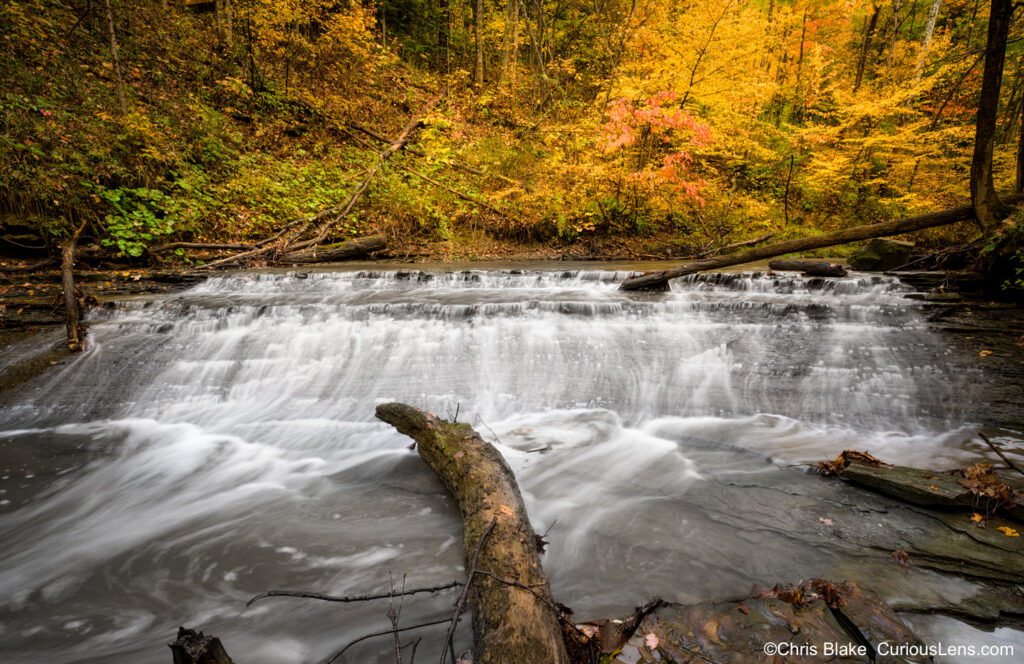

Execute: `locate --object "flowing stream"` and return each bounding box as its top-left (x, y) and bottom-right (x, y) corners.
top-left (1, 264), bottom-right (1022, 663)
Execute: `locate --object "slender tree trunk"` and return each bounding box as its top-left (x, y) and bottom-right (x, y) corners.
top-left (887, 0), bottom-right (902, 71)
top-left (474, 0), bottom-right (484, 87)
top-left (438, 0), bottom-right (450, 71)
top-left (912, 0), bottom-right (942, 85)
top-left (794, 8), bottom-right (808, 120)
top-left (61, 222), bottom-right (87, 352)
top-left (855, 5), bottom-right (880, 91)
top-left (499, 0), bottom-right (519, 85)
top-left (102, 0), bottom-right (126, 116)
top-left (1017, 91), bottom-right (1024, 192)
top-left (971, 0), bottom-right (1013, 231)
top-left (224, 0), bottom-right (232, 44)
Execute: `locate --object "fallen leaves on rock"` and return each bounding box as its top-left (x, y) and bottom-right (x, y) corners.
top-left (996, 526), bottom-right (1020, 537)
top-left (891, 549), bottom-right (910, 568)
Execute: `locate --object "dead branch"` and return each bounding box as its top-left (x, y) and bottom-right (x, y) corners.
top-left (979, 432), bottom-right (1024, 476)
top-left (246, 581), bottom-right (462, 607)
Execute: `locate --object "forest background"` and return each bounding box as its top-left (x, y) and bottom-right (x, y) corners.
top-left (2, 0), bottom-right (1023, 267)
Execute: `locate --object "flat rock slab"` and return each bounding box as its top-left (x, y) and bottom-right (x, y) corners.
top-left (839, 461), bottom-right (1024, 513)
top-left (611, 584), bottom-right (927, 663)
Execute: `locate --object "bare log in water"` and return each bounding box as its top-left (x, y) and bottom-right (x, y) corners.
top-left (375, 403), bottom-right (570, 664)
top-left (620, 194), bottom-right (1024, 290)
top-left (768, 260), bottom-right (848, 277)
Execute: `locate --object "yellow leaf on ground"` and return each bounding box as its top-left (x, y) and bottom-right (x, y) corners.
top-left (979, 350), bottom-right (993, 357)
top-left (996, 526), bottom-right (1020, 537)
top-left (971, 513), bottom-right (983, 523)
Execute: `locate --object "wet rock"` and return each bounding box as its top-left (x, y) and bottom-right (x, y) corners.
top-left (849, 239), bottom-right (915, 271)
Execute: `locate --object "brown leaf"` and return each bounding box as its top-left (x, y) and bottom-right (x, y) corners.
top-left (891, 549), bottom-right (910, 568)
top-left (736, 602), bottom-right (750, 615)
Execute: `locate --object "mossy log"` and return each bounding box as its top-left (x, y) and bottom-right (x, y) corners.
top-left (279, 235), bottom-right (385, 263)
top-left (375, 402), bottom-right (571, 664)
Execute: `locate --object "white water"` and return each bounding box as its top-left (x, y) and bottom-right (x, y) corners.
top-left (0, 267), bottom-right (1019, 663)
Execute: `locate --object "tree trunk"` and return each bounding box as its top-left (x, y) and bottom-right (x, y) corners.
top-left (1018, 91), bottom-right (1024, 193)
top-left (619, 194), bottom-right (1024, 290)
top-left (887, 0), bottom-right (902, 71)
top-left (499, 0), bottom-right (519, 85)
top-left (912, 0), bottom-right (942, 85)
top-left (375, 403), bottom-right (571, 664)
top-left (438, 0), bottom-right (450, 71)
top-left (854, 5), bottom-right (880, 91)
top-left (61, 224), bottom-right (87, 352)
top-left (102, 0), bottom-right (127, 116)
top-left (474, 0), bottom-right (484, 87)
top-left (279, 235), bottom-right (385, 263)
top-left (970, 0), bottom-right (1013, 232)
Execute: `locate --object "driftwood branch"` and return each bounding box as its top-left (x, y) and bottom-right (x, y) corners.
top-left (375, 403), bottom-right (570, 664)
top-left (620, 194), bottom-right (1024, 290)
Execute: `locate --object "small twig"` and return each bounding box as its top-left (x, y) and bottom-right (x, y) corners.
top-left (979, 432), bottom-right (1024, 477)
top-left (245, 581), bottom-right (461, 607)
top-left (406, 638), bottom-right (422, 664)
top-left (388, 572), bottom-right (405, 664)
top-left (326, 617), bottom-right (453, 664)
top-left (439, 518), bottom-right (496, 664)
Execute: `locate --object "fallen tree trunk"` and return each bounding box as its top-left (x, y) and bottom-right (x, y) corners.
top-left (620, 194), bottom-right (1024, 290)
top-left (279, 235), bottom-right (385, 263)
top-left (375, 403), bottom-right (570, 664)
top-left (768, 259), bottom-right (848, 277)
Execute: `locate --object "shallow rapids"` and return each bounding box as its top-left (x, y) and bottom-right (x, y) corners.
top-left (0, 266), bottom-right (1021, 663)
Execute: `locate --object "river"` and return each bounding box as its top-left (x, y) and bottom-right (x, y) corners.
top-left (0, 264), bottom-right (1022, 663)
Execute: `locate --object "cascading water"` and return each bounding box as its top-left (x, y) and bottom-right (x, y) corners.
top-left (0, 266), bottom-right (1020, 663)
